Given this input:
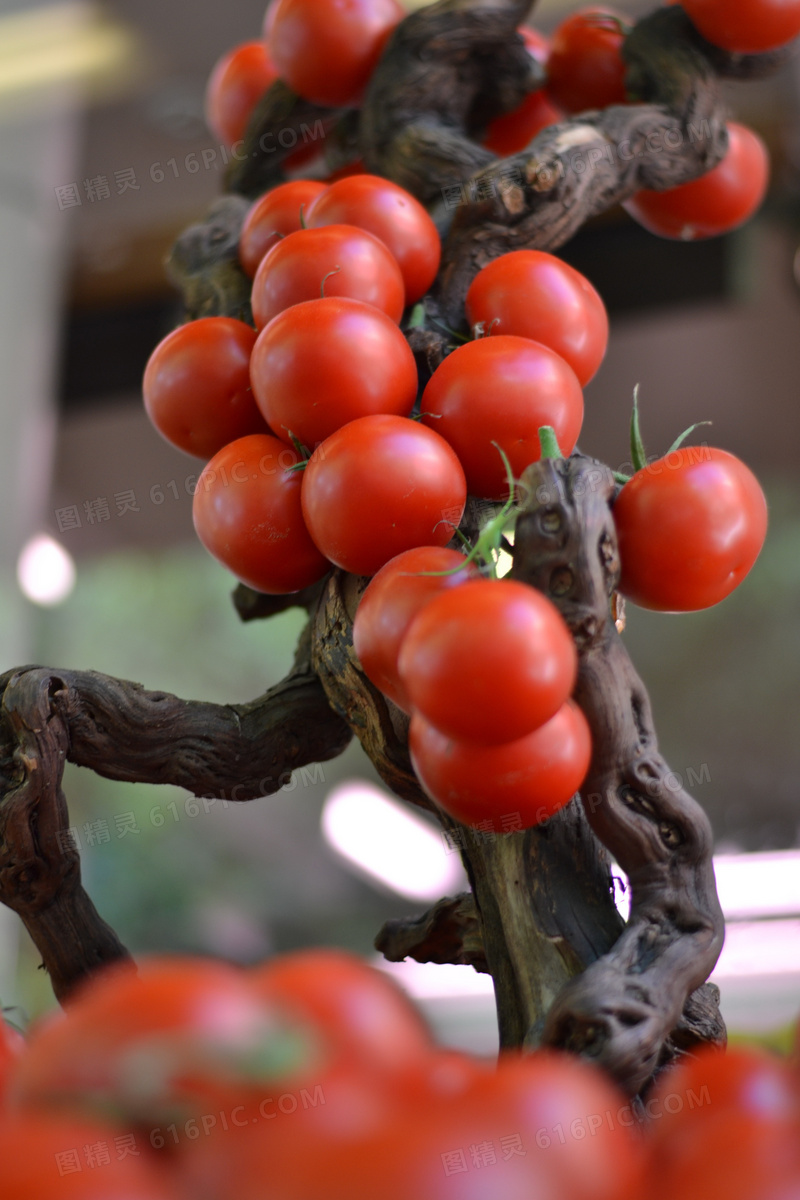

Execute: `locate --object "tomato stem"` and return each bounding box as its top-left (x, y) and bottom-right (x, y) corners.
top-left (538, 425), bottom-right (563, 460)
top-left (320, 265), bottom-right (341, 297)
top-left (629, 384), bottom-right (648, 474)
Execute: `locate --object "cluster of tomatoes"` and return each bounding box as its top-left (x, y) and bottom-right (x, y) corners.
top-left (1, 950), bottom-right (799, 1199)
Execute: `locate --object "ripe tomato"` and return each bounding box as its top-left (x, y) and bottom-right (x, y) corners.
top-left (410, 700), bottom-right (591, 830)
top-left (10, 956), bottom-right (317, 1127)
top-left (420, 335), bottom-right (584, 500)
top-left (301, 415), bottom-right (467, 576)
top-left (250, 949), bottom-right (432, 1075)
top-left (546, 7), bottom-right (629, 114)
top-left (202, 1048), bottom-right (642, 1200)
top-left (398, 578), bottom-right (577, 744)
top-left (644, 1047), bottom-right (800, 1200)
top-left (192, 433), bottom-right (330, 593)
top-left (267, 0), bottom-right (405, 107)
top-left (0, 1113), bottom-right (180, 1198)
top-left (205, 41), bottom-right (278, 146)
top-left (483, 26), bottom-right (564, 156)
top-left (251, 224), bottom-right (405, 330)
top-left (623, 122), bottom-right (769, 240)
top-left (353, 546), bottom-right (480, 711)
top-left (613, 446), bottom-right (768, 611)
top-left (239, 179), bottom-right (328, 277)
top-left (143, 318), bottom-right (267, 460)
top-left (249, 297), bottom-right (418, 450)
top-left (306, 175), bottom-right (441, 302)
top-left (465, 250), bottom-right (608, 385)
top-left (679, 0), bottom-right (800, 54)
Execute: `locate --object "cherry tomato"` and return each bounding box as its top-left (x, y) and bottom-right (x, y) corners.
top-left (0, 1112), bottom-right (180, 1198)
top-left (143, 318), bottom-right (267, 460)
top-left (301, 415), bottom-right (467, 576)
top-left (420, 335), bottom-right (584, 501)
top-left (623, 122), bottom-right (769, 240)
top-left (546, 7), bottom-right (629, 114)
top-left (193, 433), bottom-right (330, 593)
top-left (679, 0), bottom-right (800, 54)
top-left (483, 26), bottom-right (564, 156)
top-left (306, 175), bottom-right (441, 302)
top-left (10, 956), bottom-right (316, 1127)
top-left (250, 949), bottom-right (432, 1075)
top-left (465, 250), bottom-right (609, 385)
top-left (201, 1048), bottom-right (642, 1200)
top-left (613, 446), bottom-right (768, 611)
top-left (239, 179), bottom-right (328, 277)
top-left (410, 700), bottom-right (591, 830)
top-left (644, 1047), bottom-right (800, 1200)
top-left (267, 0), bottom-right (405, 107)
top-left (205, 41), bottom-right (278, 146)
top-left (0, 1018), bottom-right (22, 1105)
top-left (398, 577), bottom-right (578, 744)
top-left (249, 297), bottom-right (418, 451)
top-left (251, 224), bottom-right (405, 330)
top-left (353, 546), bottom-right (480, 711)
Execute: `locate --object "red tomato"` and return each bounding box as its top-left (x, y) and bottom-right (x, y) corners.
top-left (398, 578), bottom-right (578, 745)
top-left (306, 175), bottom-right (441, 302)
top-left (301, 415), bottom-right (467, 576)
top-left (613, 446), bottom-right (768, 611)
top-left (679, 0), bottom-right (800, 53)
top-left (410, 700), bottom-right (591, 830)
top-left (192, 433), bottom-right (330, 593)
top-left (623, 122), bottom-right (769, 240)
top-left (249, 297), bottom-right (418, 450)
top-left (0, 1019), bottom-right (22, 1105)
top-left (644, 1046), bottom-right (800, 1200)
top-left (0, 1113), bottom-right (180, 1198)
top-left (353, 546), bottom-right (480, 711)
top-left (251, 224), bottom-right (405, 330)
top-left (10, 957), bottom-right (315, 1126)
top-left (267, 0), bottom-right (405, 107)
top-left (202, 1048), bottom-right (642, 1200)
top-left (239, 179), bottom-right (328, 277)
top-left (420, 335), bottom-right (584, 501)
top-left (484, 26), bottom-right (564, 156)
top-left (250, 949), bottom-right (432, 1075)
top-left (143, 317), bottom-right (267, 460)
top-left (205, 41), bottom-right (278, 146)
top-left (546, 7), bottom-right (629, 114)
top-left (465, 250), bottom-right (608, 385)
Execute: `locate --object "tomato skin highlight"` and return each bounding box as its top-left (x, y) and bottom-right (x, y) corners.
top-left (613, 446), bottom-right (768, 611)
top-left (251, 223), bottom-right (405, 330)
top-left (398, 578), bottom-right (578, 745)
top-left (239, 179), bottom-right (328, 277)
top-left (465, 250), bottom-right (609, 385)
top-left (205, 40), bottom-right (278, 146)
top-left (421, 335), bottom-right (584, 500)
top-left (143, 317), bottom-right (267, 460)
top-left (623, 122), bottom-right (769, 240)
top-left (678, 0), bottom-right (800, 54)
top-left (546, 7), bottom-right (629, 115)
top-left (249, 297), bottom-right (418, 451)
top-left (353, 546), bottom-right (480, 711)
top-left (307, 174), bottom-right (441, 302)
top-left (410, 700), bottom-right (591, 831)
top-left (192, 433), bottom-right (330, 594)
top-left (267, 0), bottom-right (405, 107)
top-left (301, 415), bottom-right (467, 576)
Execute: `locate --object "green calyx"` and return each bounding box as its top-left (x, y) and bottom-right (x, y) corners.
top-left (618, 385), bottom-right (712, 485)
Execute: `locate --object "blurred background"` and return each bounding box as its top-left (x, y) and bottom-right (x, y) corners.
top-left (0, 0), bottom-right (798, 1052)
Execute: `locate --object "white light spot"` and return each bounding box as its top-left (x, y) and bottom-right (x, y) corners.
top-left (321, 781), bottom-right (466, 901)
top-left (17, 534), bottom-right (76, 605)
